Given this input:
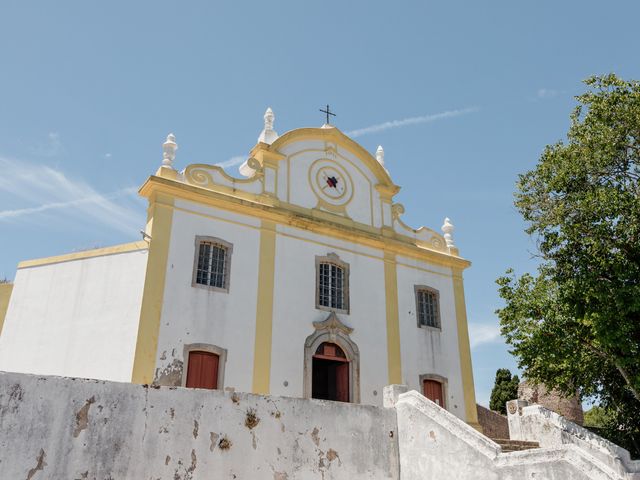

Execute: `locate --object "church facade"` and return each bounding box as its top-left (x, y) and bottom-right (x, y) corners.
top-left (0, 109), bottom-right (479, 427)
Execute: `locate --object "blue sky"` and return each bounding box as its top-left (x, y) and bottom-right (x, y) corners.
top-left (1, 1), bottom-right (639, 406)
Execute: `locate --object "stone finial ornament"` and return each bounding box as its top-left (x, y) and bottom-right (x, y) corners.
top-left (162, 133), bottom-right (178, 167)
top-left (264, 107), bottom-right (274, 130)
top-left (441, 217), bottom-right (455, 248)
top-left (258, 107), bottom-right (279, 144)
top-left (376, 145), bottom-right (385, 167)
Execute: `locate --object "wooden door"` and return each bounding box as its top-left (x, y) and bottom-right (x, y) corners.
top-left (335, 362), bottom-right (349, 403)
top-left (423, 379), bottom-right (444, 407)
top-left (186, 351), bottom-right (219, 389)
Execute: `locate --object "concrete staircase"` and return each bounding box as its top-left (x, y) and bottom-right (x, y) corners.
top-left (493, 438), bottom-right (540, 453)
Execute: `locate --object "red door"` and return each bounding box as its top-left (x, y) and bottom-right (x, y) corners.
top-left (186, 351), bottom-right (219, 389)
top-left (423, 379), bottom-right (444, 407)
top-left (335, 363), bottom-right (349, 402)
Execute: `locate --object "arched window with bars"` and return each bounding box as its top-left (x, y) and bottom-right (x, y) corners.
top-left (414, 285), bottom-right (441, 329)
top-left (192, 236), bottom-right (233, 292)
top-left (315, 253), bottom-right (349, 313)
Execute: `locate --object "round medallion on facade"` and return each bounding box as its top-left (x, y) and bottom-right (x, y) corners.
top-left (309, 159), bottom-right (354, 207)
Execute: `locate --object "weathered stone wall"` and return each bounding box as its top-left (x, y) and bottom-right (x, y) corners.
top-left (387, 387), bottom-right (640, 480)
top-left (507, 400), bottom-right (640, 479)
top-left (476, 404), bottom-right (509, 440)
top-left (518, 380), bottom-right (584, 425)
top-left (0, 372), bottom-right (398, 479)
top-left (2, 372), bottom-right (638, 480)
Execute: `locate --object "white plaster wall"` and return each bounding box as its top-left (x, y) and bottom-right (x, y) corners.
top-left (0, 249), bottom-right (147, 382)
top-left (393, 390), bottom-right (632, 480)
top-left (277, 139), bottom-right (382, 227)
top-left (395, 255), bottom-right (466, 421)
top-left (0, 371), bottom-right (399, 480)
top-left (270, 224), bottom-right (389, 405)
top-left (154, 199), bottom-right (261, 393)
top-left (507, 401), bottom-right (640, 478)
top-left (3, 372), bottom-right (635, 480)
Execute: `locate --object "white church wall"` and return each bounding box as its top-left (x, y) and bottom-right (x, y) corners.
top-left (395, 255), bottom-right (467, 421)
top-left (0, 371), bottom-right (400, 480)
top-left (153, 199), bottom-right (261, 393)
top-left (0, 247), bottom-right (148, 382)
top-left (270, 224), bottom-right (389, 405)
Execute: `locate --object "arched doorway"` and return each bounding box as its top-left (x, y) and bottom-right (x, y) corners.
top-left (303, 312), bottom-right (360, 403)
top-left (312, 342), bottom-right (349, 402)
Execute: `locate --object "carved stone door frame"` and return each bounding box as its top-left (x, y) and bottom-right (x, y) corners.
top-left (303, 312), bottom-right (360, 403)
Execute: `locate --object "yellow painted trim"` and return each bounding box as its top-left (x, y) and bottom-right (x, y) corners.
top-left (139, 177), bottom-right (471, 271)
top-left (18, 241), bottom-right (149, 269)
top-left (251, 220), bottom-right (277, 394)
top-left (172, 202), bottom-right (459, 281)
top-left (131, 193), bottom-right (174, 384)
top-left (0, 283), bottom-right (14, 338)
top-left (384, 251), bottom-right (403, 384)
top-left (172, 205), bottom-right (262, 231)
top-left (452, 267), bottom-right (481, 431)
top-left (172, 202), bottom-right (453, 280)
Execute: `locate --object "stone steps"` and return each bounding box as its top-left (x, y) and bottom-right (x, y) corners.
top-left (493, 438), bottom-right (540, 452)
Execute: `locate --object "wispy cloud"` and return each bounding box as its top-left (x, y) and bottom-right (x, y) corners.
top-left (215, 155), bottom-right (246, 169)
top-left (468, 322), bottom-right (502, 349)
top-left (0, 188), bottom-right (137, 219)
top-left (28, 132), bottom-right (64, 157)
top-left (537, 88), bottom-right (559, 99)
top-left (345, 107), bottom-right (479, 138)
top-left (0, 156), bottom-right (144, 235)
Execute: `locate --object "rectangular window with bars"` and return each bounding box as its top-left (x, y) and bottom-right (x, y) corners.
top-left (416, 287), bottom-right (440, 328)
top-left (193, 237), bottom-right (232, 291)
top-left (317, 261), bottom-right (347, 311)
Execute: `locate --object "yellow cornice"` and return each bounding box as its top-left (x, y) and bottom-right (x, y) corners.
top-left (270, 127), bottom-right (398, 189)
top-left (375, 183), bottom-right (401, 200)
top-left (18, 241), bottom-right (149, 269)
top-left (250, 142), bottom-right (286, 166)
top-left (0, 283), bottom-right (13, 338)
top-left (139, 176), bottom-right (470, 270)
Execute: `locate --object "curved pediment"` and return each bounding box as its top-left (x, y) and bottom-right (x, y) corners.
top-left (270, 126), bottom-right (397, 189)
top-left (244, 126), bottom-right (399, 226)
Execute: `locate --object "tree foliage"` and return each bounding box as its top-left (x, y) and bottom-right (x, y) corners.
top-left (489, 368), bottom-right (520, 414)
top-left (496, 74), bottom-right (640, 455)
top-left (584, 405), bottom-right (611, 428)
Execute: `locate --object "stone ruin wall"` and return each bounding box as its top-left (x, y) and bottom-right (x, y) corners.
top-left (518, 380), bottom-right (584, 426)
top-left (476, 404), bottom-right (509, 440)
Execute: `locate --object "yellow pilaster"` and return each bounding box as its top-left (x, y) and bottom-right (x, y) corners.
top-left (131, 193), bottom-right (174, 384)
top-left (251, 220), bottom-right (277, 394)
top-left (384, 251), bottom-right (403, 385)
top-left (0, 283), bottom-right (14, 338)
top-left (452, 267), bottom-right (481, 430)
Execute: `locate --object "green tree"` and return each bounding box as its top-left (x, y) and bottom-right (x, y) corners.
top-left (496, 74), bottom-right (640, 455)
top-left (489, 368), bottom-right (520, 414)
top-left (583, 405), bottom-right (611, 429)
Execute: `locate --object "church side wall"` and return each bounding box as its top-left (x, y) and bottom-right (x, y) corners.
top-left (153, 199), bottom-right (261, 392)
top-left (0, 249), bottom-right (148, 382)
top-left (396, 256), bottom-right (467, 421)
